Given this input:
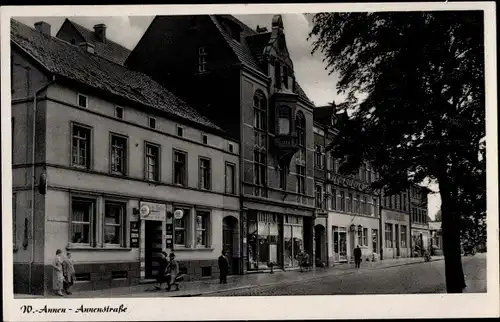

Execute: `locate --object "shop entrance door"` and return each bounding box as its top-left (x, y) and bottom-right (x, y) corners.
top-left (145, 220), bottom-right (163, 279)
top-left (314, 225), bottom-right (326, 263)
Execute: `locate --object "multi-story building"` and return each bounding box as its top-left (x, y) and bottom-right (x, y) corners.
top-left (125, 15), bottom-right (317, 272)
top-left (11, 19), bottom-right (240, 295)
top-left (410, 185), bottom-right (431, 256)
top-left (428, 220), bottom-right (443, 255)
top-left (380, 191), bottom-right (411, 259)
top-left (313, 105), bottom-right (382, 265)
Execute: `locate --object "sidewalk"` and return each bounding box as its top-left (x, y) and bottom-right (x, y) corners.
top-left (16, 256), bottom-right (444, 298)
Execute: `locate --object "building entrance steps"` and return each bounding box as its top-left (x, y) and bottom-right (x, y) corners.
top-left (15, 256), bottom-right (444, 298)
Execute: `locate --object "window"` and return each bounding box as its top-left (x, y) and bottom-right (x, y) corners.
top-left (228, 143), bottom-right (234, 153)
top-left (315, 184), bottom-right (322, 208)
top-left (347, 193), bottom-right (353, 212)
top-left (174, 150), bottom-right (187, 186)
top-left (373, 198), bottom-right (378, 216)
top-left (174, 210), bottom-right (187, 246)
top-left (196, 211), bottom-right (210, 247)
top-left (110, 134), bottom-right (127, 174)
top-left (372, 229), bottom-right (378, 253)
top-left (202, 134), bottom-right (208, 144)
top-left (340, 191), bottom-right (345, 211)
top-left (149, 117), bottom-right (156, 129)
top-left (253, 92), bottom-right (267, 131)
top-left (358, 226), bottom-right (363, 246)
top-left (315, 145), bottom-right (324, 169)
top-left (369, 198), bottom-right (375, 216)
top-left (403, 193), bottom-right (407, 211)
top-left (176, 125), bottom-right (184, 137)
top-left (401, 225), bottom-right (407, 248)
top-left (296, 165), bottom-right (306, 194)
top-left (282, 65), bottom-right (289, 88)
top-left (355, 194), bottom-right (360, 213)
top-left (296, 112), bottom-right (305, 146)
top-left (225, 163), bottom-right (236, 194)
top-left (104, 202), bottom-right (125, 246)
top-left (279, 166), bottom-right (288, 190)
top-left (362, 196), bottom-right (367, 215)
top-left (363, 228), bottom-right (368, 246)
top-left (198, 46), bottom-right (208, 72)
top-left (254, 150), bottom-right (266, 187)
top-left (77, 93), bottom-right (87, 108)
top-left (385, 223), bottom-right (393, 248)
top-left (199, 157), bottom-right (211, 190)
top-left (278, 106), bottom-right (291, 135)
top-left (72, 124), bottom-right (92, 168)
top-left (145, 143), bottom-right (160, 181)
top-left (115, 106), bottom-right (123, 119)
top-left (274, 62), bottom-right (281, 88)
top-left (71, 198), bottom-right (95, 245)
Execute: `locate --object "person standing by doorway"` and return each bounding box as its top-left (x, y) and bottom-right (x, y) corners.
top-left (52, 249), bottom-right (64, 296)
top-left (155, 251), bottom-right (169, 291)
top-left (218, 250), bottom-right (230, 284)
top-left (354, 245), bottom-right (362, 269)
top-left (62, 251), bottom-right (76, 295)
top-left (166, 253), bottom-right (179, 291)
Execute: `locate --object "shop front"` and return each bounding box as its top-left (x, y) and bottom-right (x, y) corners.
top-left (246, 210), bottom-right (309, 271)
top-left (381, 209), bottom-right (411, 259)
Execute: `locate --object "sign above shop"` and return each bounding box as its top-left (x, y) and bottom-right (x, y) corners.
top-left (329, 174), bottom-right (372, 192)
top-left (174, 209), bottom-right (184, 220)
top-left (140, 202), bottom-right (166, 221)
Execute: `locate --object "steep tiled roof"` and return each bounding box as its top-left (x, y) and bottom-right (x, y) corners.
top-left (11, 19), bottom-right (222, 132)
top-left (64, 19), bottom-right (131, 66)
top-left (211, 15), bottom-right (313, 105)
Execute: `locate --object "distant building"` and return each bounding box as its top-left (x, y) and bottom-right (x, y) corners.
top-left (381, 190), bottom-right (411, 259)
top-left (11, 19), bottom-right (239, 295)
top-left (313, 105), bottom-right (382, 265)
top-left (428, 221), bottom-right (443, 255)
top-left (410, 185), bottom-right (431, 256)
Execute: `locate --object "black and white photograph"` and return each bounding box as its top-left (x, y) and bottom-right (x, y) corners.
top-left (1, 2), bottom-right (498, 321)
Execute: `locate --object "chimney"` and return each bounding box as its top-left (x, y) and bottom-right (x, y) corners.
top-left (34, 21), bottom-right (51, 36)
top-left (93, 24), bottom-right (107, 43)
top-left (256, 25), bottom-right (268, 33)
top-left (78, 42), bottom-right (96, 54)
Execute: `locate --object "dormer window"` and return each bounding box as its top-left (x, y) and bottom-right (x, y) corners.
top-left (198, 47), bottom-right (208, 73)
top-left (277, 106), bottom-right (291, 135)
top-left (282, 66), bottom-right (289, 89)
top-left (274, 61), bottom-right (281, 89)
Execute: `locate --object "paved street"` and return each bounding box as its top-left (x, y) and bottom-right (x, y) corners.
top-left (204, 253), bottom-right (486, 296)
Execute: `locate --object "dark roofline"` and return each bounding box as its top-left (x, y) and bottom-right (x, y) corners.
top-left (124, 16), bottom-right (160, 67)
top-left (11, 37), bottom-right (235, 142)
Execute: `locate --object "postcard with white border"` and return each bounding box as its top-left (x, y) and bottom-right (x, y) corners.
top-left (1, 2), bottom-right (499, 321)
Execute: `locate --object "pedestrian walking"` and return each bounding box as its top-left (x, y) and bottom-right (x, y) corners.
top-left (52, 249), bottom-right (64, 296)
top-left (166, 253), bottom-right (180, 291)
top-left (62, 251), bottom-right (76, 295)
top-left (354, 245), bottom-right (362, 269)
top-left (155, 251), bottom-right (169, 290)
top-left (303, 250), bottom-right (311, 271)
top-left (218, 250), bottom-right (230, 284)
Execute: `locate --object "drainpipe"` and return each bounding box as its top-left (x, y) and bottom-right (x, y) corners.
top-left (29, 75), bottom-right (55, 294)
top-left (379, 193), bottom-right (383, 261)
top-left (407, 189), bottom-right (412, 258)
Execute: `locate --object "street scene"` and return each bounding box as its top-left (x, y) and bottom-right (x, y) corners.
top-left (9, 8), bottom-right (487, 299)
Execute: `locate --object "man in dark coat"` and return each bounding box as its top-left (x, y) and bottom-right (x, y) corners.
top-left (354, 245), bottom-right (362, 269)
top-left (218, 250), bottom-right (230, 284)
top-left (155, 251), bottom-right (169, 290)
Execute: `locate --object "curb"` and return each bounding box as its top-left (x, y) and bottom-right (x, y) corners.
top-left (170, 257), bottom-right (445, 297)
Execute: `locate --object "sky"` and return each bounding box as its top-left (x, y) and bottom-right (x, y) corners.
top-left (13, 15), bottom-right (441, 219)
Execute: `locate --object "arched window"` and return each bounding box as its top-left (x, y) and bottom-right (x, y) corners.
top-left (278, 106), bottom-right (291, 135)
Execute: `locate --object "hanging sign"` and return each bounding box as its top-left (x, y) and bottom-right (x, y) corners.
top-left (173, 209), bottom-right (184, 220)
top-left (166, 223), bottom-right (174, 249)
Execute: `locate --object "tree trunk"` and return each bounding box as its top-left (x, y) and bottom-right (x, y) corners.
top-left (439, 176), bottom-right (466, 293)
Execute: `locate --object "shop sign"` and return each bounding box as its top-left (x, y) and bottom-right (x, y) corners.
top-left (386, 212), bottom-right (406, 222)
top-left (166, 223), bottom-right (174, 249)
top-left (330, 174), bottom-right (370, 192)
top-left (173, 209), bottom-right (184, 220)
top-left (130, 222), bottom-right (140, 248)
top-left (140, 202), bottom-right (166, 221)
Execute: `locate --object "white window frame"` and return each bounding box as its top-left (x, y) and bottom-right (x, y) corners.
top-left (77, 93), bottom-right (88, 108)
top-left (195, 210), bottom-right (211, 248)
top-left (70, 196), bottom-right (96, 247)
top-left (225, 162), bottom-right (236, 194)
top-left (144, 142), bottom-right (160, 182)
top-left (173, 149), bottom-right (188, 186)
top-left (199, 157), bottom-right (212, 190)
top-left (174, 208), bottom-right (189, 247)
top-left (110, 133), bottom-right (128, 175)
top-left (103, 201), bottom-right (126, 247)
top-left (71, 122), bottom-right (92, 169)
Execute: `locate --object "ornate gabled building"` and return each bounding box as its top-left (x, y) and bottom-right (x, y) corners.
top-left (125, 15), bottom-right (316, 272)
top-left (313, 105), bottom-right (382, 265)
